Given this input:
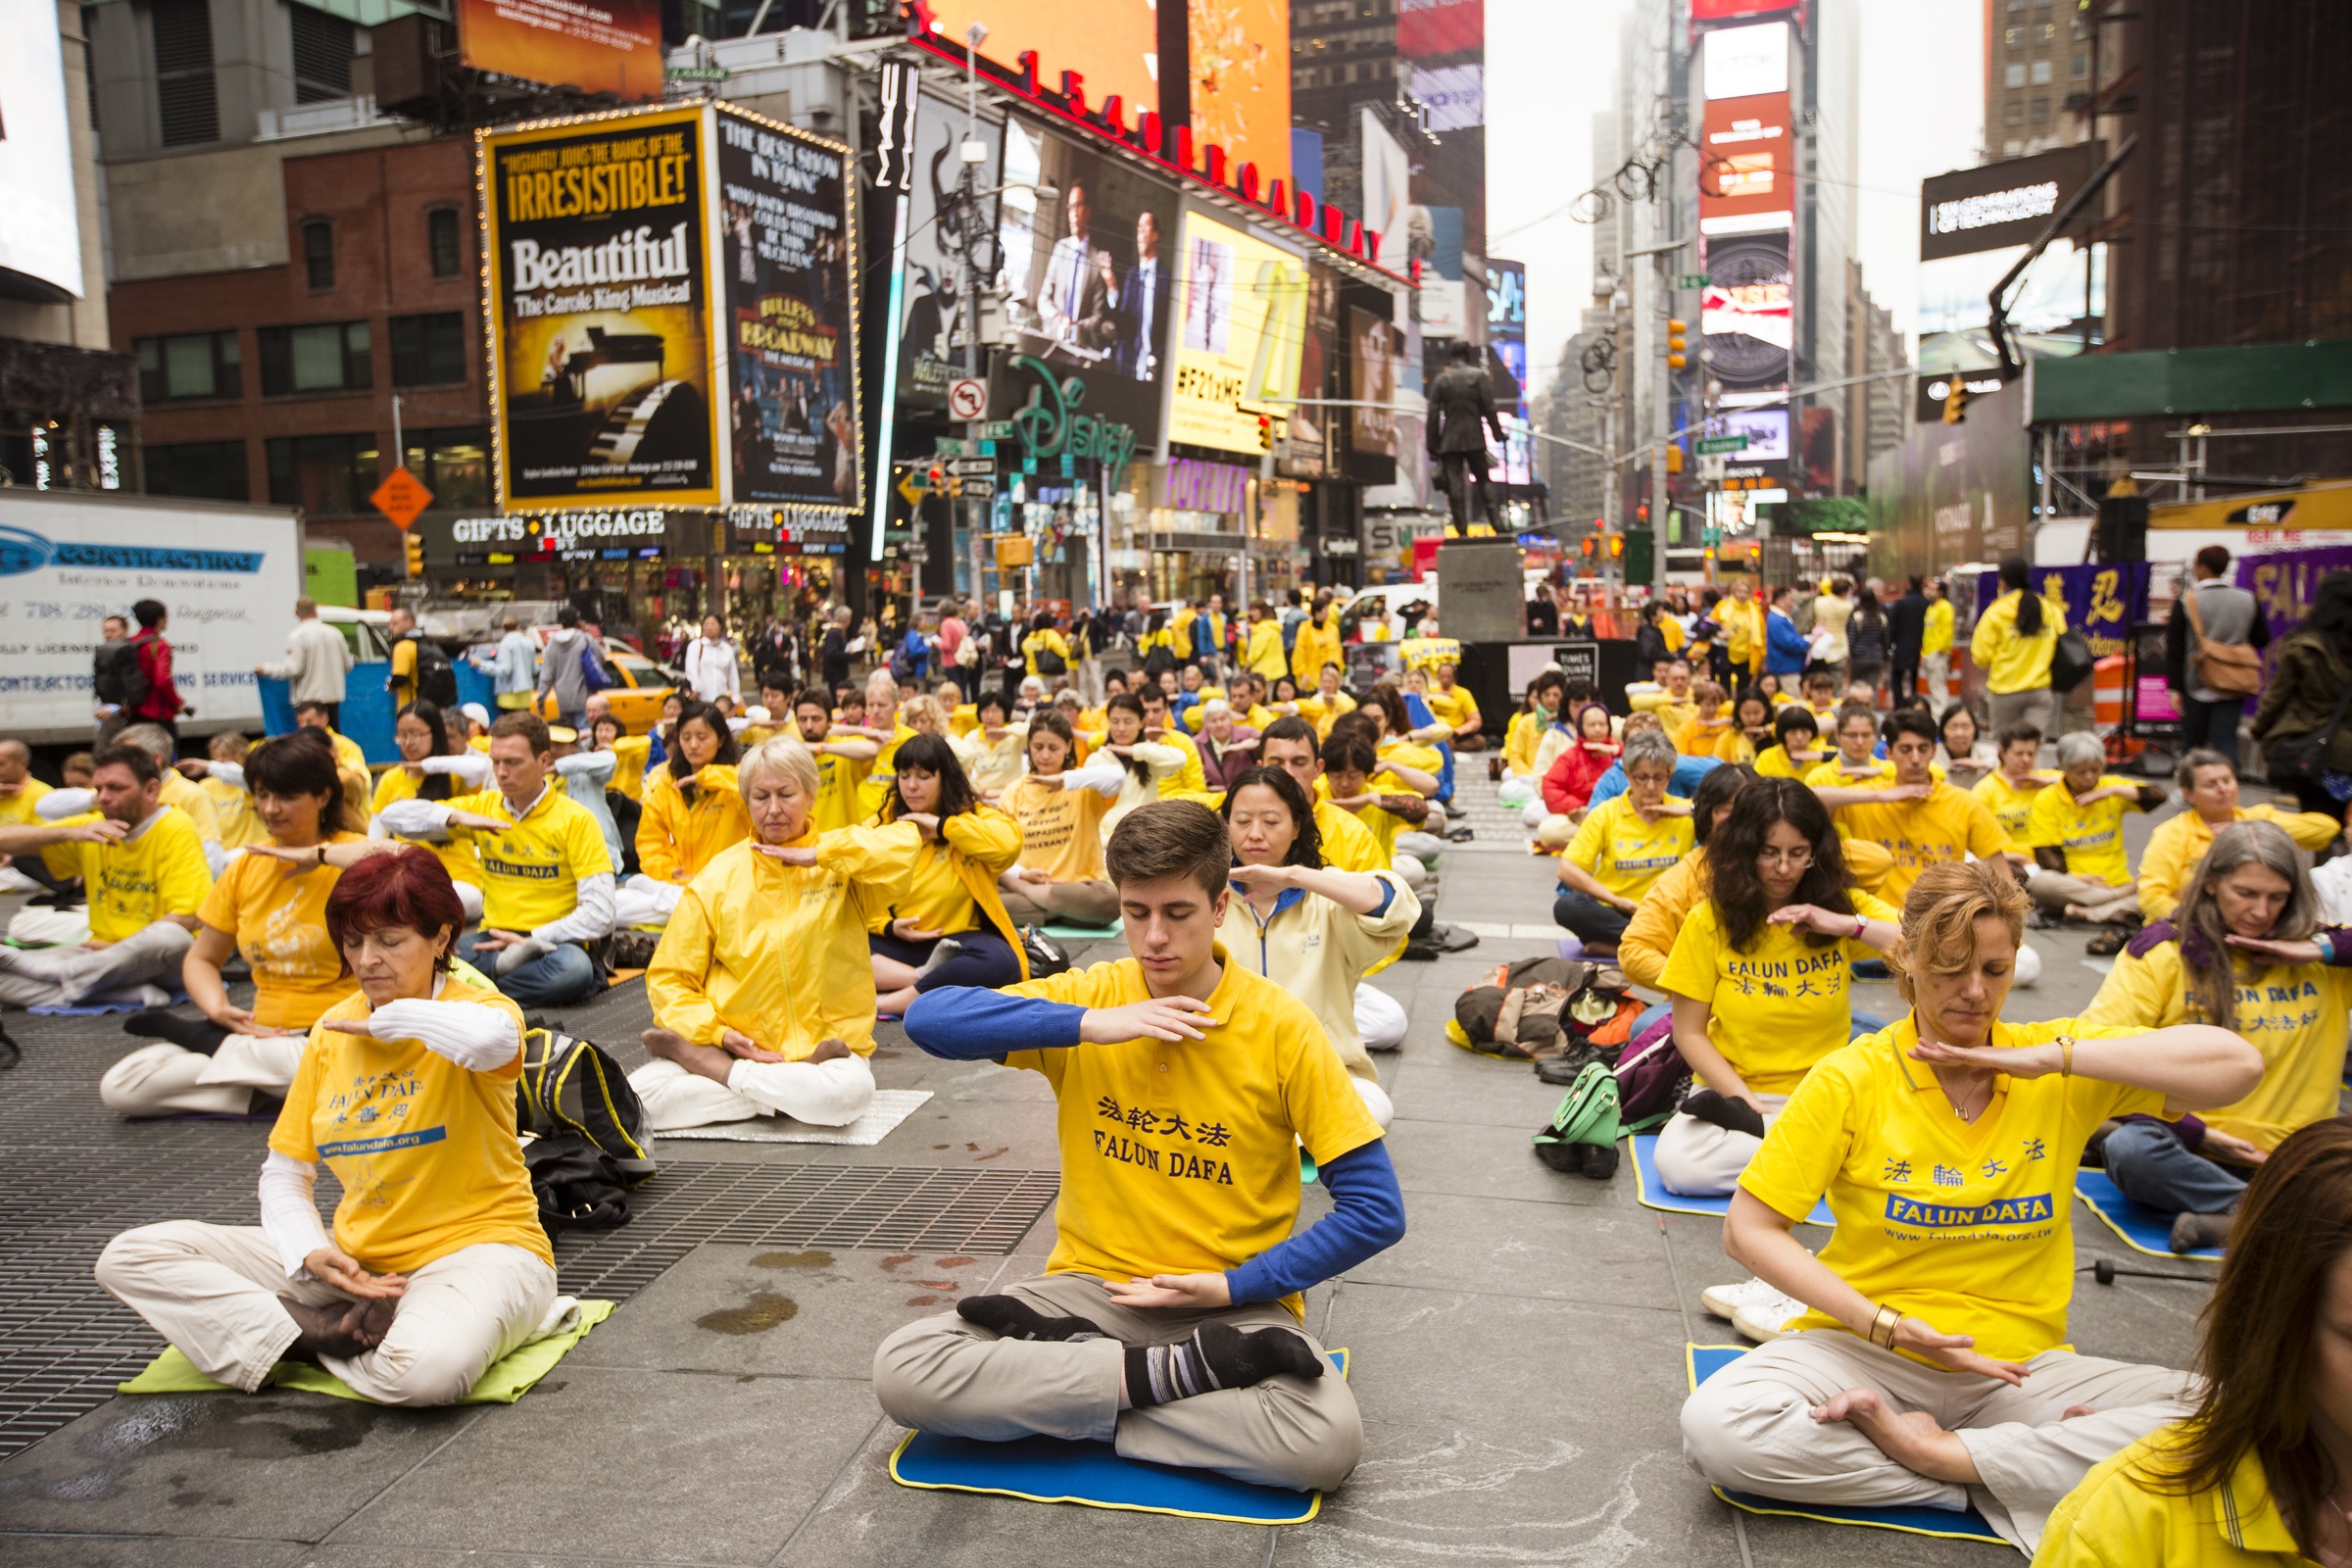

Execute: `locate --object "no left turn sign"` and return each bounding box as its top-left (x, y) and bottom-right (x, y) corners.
top-left (947, 378), bottom-right (987, 420)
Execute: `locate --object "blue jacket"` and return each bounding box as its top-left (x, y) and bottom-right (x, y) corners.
top-left (1585, 753), bottom-right (1720, 810)
top-left (1764, 610), bottom-right (1810, 676)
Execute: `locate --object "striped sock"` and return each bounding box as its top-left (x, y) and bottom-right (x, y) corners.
top-left (1123, 1321), bottom-right (1324, 1408)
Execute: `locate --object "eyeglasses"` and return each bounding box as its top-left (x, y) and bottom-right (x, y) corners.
top-left (1757, 847), bottom-right (1814, 869)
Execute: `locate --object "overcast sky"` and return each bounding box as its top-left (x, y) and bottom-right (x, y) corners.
top-left (1488, 0), bottom-right (1984, 394)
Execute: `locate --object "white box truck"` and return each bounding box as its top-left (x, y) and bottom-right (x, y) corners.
top-left (0, 490), bottom-right (306, 746)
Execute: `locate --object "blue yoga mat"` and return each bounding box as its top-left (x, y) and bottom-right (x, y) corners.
top-left (2074, 1170), bottom-right (2222, 1261)
top-left (1628, 1135), bottom-right (1834, 1227)
top-left (890, 1350), bottom-right (1348, 1524)
top-left (1688, 1347), bottom-right (2006, 1544)
top-left (29, 990), bottom-right (189, 1017)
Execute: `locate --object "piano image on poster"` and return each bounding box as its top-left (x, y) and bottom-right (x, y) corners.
top-left (508, 324), bottom-right (711, 491)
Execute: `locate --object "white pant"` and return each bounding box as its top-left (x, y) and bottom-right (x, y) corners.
top-left (101, 1033), bottom-right (307, 1117)
top-left (613, 875), bottom-right (683, 930)
top-left (1653, 1093), bottom-right (1790, 1197)
top-left (1681, 1330), bottom-right (2197, 1553)
top-left (0, 921), bottom-right (192, 1009)
top-left (1351, 1073), bottom-right (1394, 1131)
top-left (94, 1219), bottom-right (556, 1406)
top-left (630, 1052), bottom-right (876, 1131)
top-left (1354, 983), bottom-right (1407, 1054)
top-left (455, 881), bottom-right (485, 925)
top-left (1395, 829), bottom-right (1445, 869)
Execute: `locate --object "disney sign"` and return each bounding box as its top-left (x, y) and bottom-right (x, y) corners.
top-left (1004, 355), bottom-right (1140, 476)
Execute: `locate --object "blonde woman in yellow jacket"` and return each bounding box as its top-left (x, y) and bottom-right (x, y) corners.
top-left (634, 736), bottom-right (923, 1133)
top-left (1971, 556), bottom-right (2069, 738)
top-left (866, 732), bottom-right (1031, 1016)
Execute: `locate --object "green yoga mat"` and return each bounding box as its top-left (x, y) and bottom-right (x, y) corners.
top-left (1041, 922), bottom-right (1126, 942)
top-left (118, 1299), bottom-right (613, 1404)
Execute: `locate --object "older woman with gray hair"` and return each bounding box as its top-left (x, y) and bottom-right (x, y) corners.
top-left (2021, 730), bottom-right (2167, 952)
top-left (1552, 727), bottom-right (1694, 958)
top-left (2082, 818), bottom-right (2352, 1251)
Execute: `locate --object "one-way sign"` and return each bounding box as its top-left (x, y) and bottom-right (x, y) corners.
top-left (945, 458), bottom-right (995, 478)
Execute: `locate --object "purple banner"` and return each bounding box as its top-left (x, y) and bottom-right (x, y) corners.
top-left (1975, 562), bottom-right (2147, 660)
top-left (2236, 546), bottom-right (2352, 678)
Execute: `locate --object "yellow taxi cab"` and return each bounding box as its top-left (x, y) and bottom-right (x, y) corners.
top-left (531, 627), bottom-right (679, 733)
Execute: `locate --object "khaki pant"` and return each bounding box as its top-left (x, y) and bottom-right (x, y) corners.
top-left (1653, 1093), bottom-right (1789, 1197)
top-left (999, 876), bottom-right (1120, 928)
top-left (2027, 870), bottom-right (2138, 925)
top-left (1680, 1329), bottom-right (2197, 1553)
top-left (101, 1033), bottom-right (305, 1117)
top-left (0, 921), bottom-right (192, 1009)
top-left (1986, 687), bottom-right (2059, 741)
top-left (95, 1220), bottom-right (556, 1406)
top-left (629, 1052), bottom-right (875, 1131)
top-left (873, 1271), bottom-right (1361, 1493)
top-left (1921, 651), bottom-right (1953, 708)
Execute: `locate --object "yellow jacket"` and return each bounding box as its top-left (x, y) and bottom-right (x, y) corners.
top-left (2136, 804), bottom-right (2340, 922)
top-left (1291, 611), bottom-right (1341, 685)
top-left (1297, 690), bottom-right (1357, 740)
top-left (604, 735), bottom-right (654, 801)
top-left (1503, 709), bottom-right (1548, 776)
top-left (1971, 589), bottom-right (2068, 694)
top-left (648, 825), bottom-right (919, 1057)
top-left (636, 763), bottom-right (753, 885)
top-left (1023, 628), bottom-right (1072, 677)
top-left (885, 807), bottom-right (1030, 979)
top-left (1245, 619), bottom-right (1287, 679)
top-left (1922, 599), bottom-right (1955, 655)
top-left (2034, 1424), bottom-right (2311, 1568)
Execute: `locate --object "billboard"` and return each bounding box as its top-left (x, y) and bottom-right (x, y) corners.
top-left (1190, 0), bottom-right (1291, 187)
top-left (1702, 21), bottom-right (1788, 100)
top-left (1865, 378), bottom-right (2031, 582)
top-left (992, 119), bottom-right (1180, 441)
top-left (0, 0), bottom-right (80, 302)
top-left (1702, 407), bottom-right (1788, 464)
top-left (714, 106), bottom-right (860, 512)
top-left (887, 91), bottom-right (1001, 410)
top-left (1698, 92), bottom-right (1791, 236)
top-left (1168, 210), bottom-right (1308, 455)
top-left (1346, 301), bottom-right (1400, 482)
top-left (1691, 0), bottom-right (1796, 17)
top-left (484, 106), bottom-right (721, 511)
top-left (1284, 262), bottom-right (1343, 476)
top-left (1700, 229), bottom-right (1790, 390)
top-left (1400, 0), bottom-right (1483, 56)
top-left (916, 1), bottom-right (1157, 125)
top-left (1920, 144), bottom-right (2097, 262)
top-left (457, 0), bottom-right (662, 101)
top-left (1359, 109), bottom-right (1413, 275)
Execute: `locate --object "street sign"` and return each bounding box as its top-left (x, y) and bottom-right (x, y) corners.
top-left (947, 378), bottom-right (988, 419)
top-left (369, 466), bottom-right (432, 531)
top-left (1676, 272), bottom-right (1708, 290)
top-left (1694, 434), bottom-right (1749, 455)
top-left (945, 457), bottom-right (994, 478)
top-left (896, 472), bottom-right (930, 505)
top-left (977, 420), bottom-right (1017, 441)
top-left (933, 436), bottom-right (972, 457)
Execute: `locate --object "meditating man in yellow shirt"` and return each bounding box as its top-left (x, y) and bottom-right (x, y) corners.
top-left (2135, 749), bottom-right (2339, 924)
top-left (2023, 731), bottom-right (2167, 949)
top-left (634, 736), bottom-right (921, 1134)
top-left (1827, 709), bottom-right (2012, 906)
top-left (0, 736), bottom-right (65, 897)
top-left (1969, 721), bottom-right (2056, 873)
top-left (96, 847), bottom-right (557, 1407)
top-left (377, 712), bottom-right (613, 1009)
top-left (1424, 662), bottom-right (1484, 752)
top-left (2032, 1119), bottom-right (2352, 1568)
top-left (0, 743), bottom-right (211, 1009)
top-left (1679, 859), bottom-right (2264, 1555)
top-left (877, 801), bottom-right (1404, 1492)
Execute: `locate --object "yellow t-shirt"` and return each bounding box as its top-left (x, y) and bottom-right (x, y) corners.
top-left (1833, 784), bottom-right (2011, 905)
top-left (1425, 685), bottom-right (1479, 733)
top-left (1619, 853), bottom-right (1709, 989)
top-left (371, 765), bottom-right (485, 888)
top-left (1002, 949), bottom-right (1386, 1318)
top-left (200, 775), bottom-right (267, 849)
top-left (41, 808), bottom-right (213, 943)
top-left (444, 783), bottom-right (614, 932)
top-left (0, 776), bottom-right (51, 827)
top-left (196, 833), bottom-right (365, 1029)
top-left (1740, 1014), bottom-right (2158, 1363)
top-left (1804, 755), bottom-right (1897, 790)
top-left (2082, 938), bottom-right (2352, 1152)
top-left (2034, 1429), bottom-right (2306, 1568)
top-left (270, 978), bottom-right (548, 1275)
top-left (2135, 805), bottom-right (2341, 922)
top-left (1659, 892), bottom-right (1899, 1093)
top-left (1562, 795), bottom-right (1695, 901)
top-left (1753, 745), bottom-right (1815, 780)
top-left (1004, 775), bottom-right (1112, 883)
top-left (1922, 599), bottom-right (1955, 656)
top-left (1152, 727), bottom-right (1209, 797)
top-left (2028, 775), bottom-right (2144, 886)
top-left (1712, 728), bottom-right (1762, 765)
top-left (1972, 769), bottom-right (2057, 853)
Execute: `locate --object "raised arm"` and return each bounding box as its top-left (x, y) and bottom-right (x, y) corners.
top-left (1909, 1024), bottom-right (2263, 1111)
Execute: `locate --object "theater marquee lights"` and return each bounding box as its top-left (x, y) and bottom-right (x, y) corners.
top-left (896, 4), bottom-right (1409, 288)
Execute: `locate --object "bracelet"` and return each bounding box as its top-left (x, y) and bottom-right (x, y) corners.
top-left (2060, 1035), bottom-right (2075, 1078)
top-left (1852, 912), bottom-right (1866, 941)
top-left (1869, 1303), bottom-right (1903, 1348)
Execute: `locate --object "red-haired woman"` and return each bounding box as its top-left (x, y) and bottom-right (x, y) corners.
top-left (96, 847), bottom-right (558, 1406)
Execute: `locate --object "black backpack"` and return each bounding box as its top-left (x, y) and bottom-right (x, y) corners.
top-left (407, 633), bottom-right (461, 708)
top-left (92, 638), bottom-right (150, 709)
top-left (515, 1026), bottom-right (655, 1196)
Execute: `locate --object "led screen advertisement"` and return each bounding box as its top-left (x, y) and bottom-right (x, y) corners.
top-left (916, 0), bottom-right (1157, 123)
top-left (1190, 0), bottom-right (1292, 188)
top-left (990, 120), bottom-right (1180, 441)
top-left (1346, 301), bottom-right (1401, 484)
top-left (0, 0), bottom-right (82, 301)
top-left (715, 106), bottom-right (861, 511)
top-left (892, 100), bottom-right (1003, 410)
top-left (1284, 262), bottom-right (1342, 476)
top-left (484, 107), bottom-right (720, 510)
top-left (1702, 20), bottom-right (1788, 100)
top-left (1698, 92), bottom-right (1791, 236)
top-left (1167, 210), bottom-right (1308, 456)
top-left (457, 0), bottom-right (662, 101)
top-left (1700, 229), bottom-right (1791, 391)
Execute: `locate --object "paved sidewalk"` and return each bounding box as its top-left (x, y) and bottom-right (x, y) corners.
top-left (0, 784), bottom-right (2225, 1566)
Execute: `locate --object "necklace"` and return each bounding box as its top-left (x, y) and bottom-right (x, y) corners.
top-left (1943, 1071), bottom-right (1994, 1122)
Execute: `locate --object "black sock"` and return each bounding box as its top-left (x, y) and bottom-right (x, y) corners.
top-left (122, 1010), bottom-right (229, 1055)
top-left (956, 1295), bottom-right (1106, 1342)
top-left (1682, 1089), bottom-right (1766, 1139)
top-left (1124, 1321), bottom-right (1323, 1408)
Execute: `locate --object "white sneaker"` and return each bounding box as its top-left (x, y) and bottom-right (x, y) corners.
top-left (1700, 1278), bottom-right (1807, 1343)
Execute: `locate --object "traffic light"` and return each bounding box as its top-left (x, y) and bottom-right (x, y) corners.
top-left (404, 532), bottom-right (422, 578)
top-left (1608, 535), bottom-right (1624, 559)
top-left (1667, 318), bottom-right (1688, 370)
top-left (1636, 503), bottom-right (1649, 522)
top-left (1581, 534), bottom-right (1597, 559)
top-left (1667, 444), bottom-right (1684, 474)
top-left (1942, 381), bottom-right (1970, 425)
top-left (1256, 415), bottom-right (1274, 452)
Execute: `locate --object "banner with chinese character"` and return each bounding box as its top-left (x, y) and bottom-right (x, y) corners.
top-left (1976, 562), bottom-right (2147, 660)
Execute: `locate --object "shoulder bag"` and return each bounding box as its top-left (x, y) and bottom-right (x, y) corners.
top-left (2182, 588), bottom-right (2264, 699)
